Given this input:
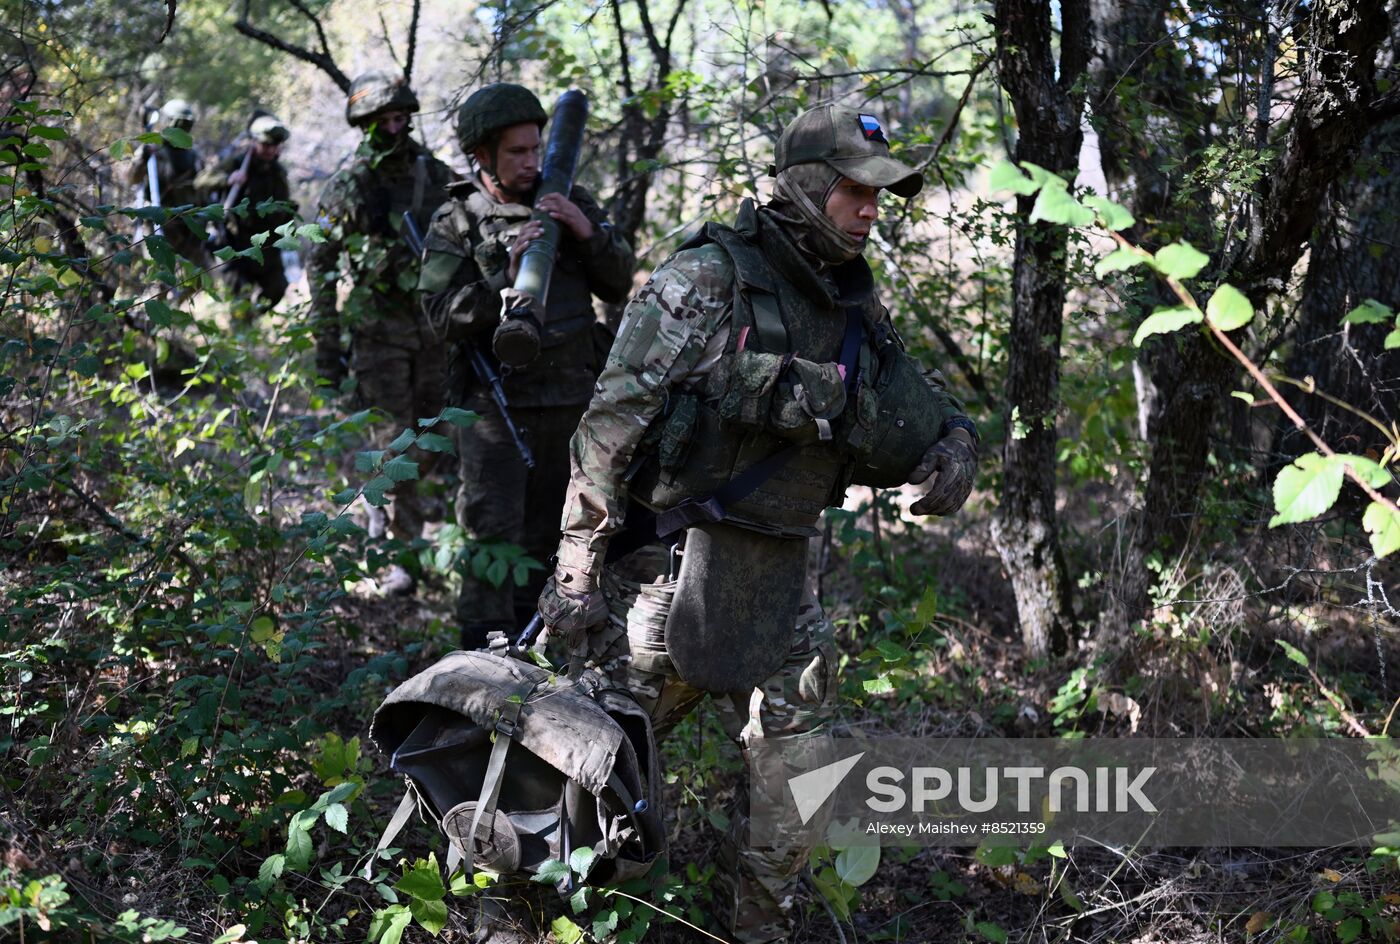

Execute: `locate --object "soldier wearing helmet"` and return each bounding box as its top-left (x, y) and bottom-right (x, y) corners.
top-left (196, 112), bottom-right (295, 315)
top-left (124, 98), bottom-right (207, 263)
top-left (418, 83), bottom-right (634, 649)
top-left (535, 103), bottom-right (978, 943)
top-left (306, 71), bottom-right (455, 596)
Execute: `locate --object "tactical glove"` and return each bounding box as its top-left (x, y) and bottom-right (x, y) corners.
top-left (537, 566), bottom-right (607, 635)
top-left (909, 427), bottom-right (977, 516)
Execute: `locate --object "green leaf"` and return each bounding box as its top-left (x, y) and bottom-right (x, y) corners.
top-left (1342, 298), bottom-right (1392, 325)
top-left (257, 853), bottom-right (285, 889)
top-left (987, 159), bottom-right (1040, 195)
top-left (976, 921), bottom-right (1009, 943)
top-left (1269, 452), bottom-right (1344, 527)
top-left (1231, 391), bottom-right (1255, 405)
top-left (1311, 890), bottom-right (1336, 914)
top-left (1133, 306), bottom-right (1203, 346)
top-left (862, 674), bottom-right (895, 695)
top-left (374, 905), bottom-right (413, 944)
top-left (975, 842), bottom-right (1017, 867)
top-left (550, 916), bottom-right (584, 944)
top-left (1335, 454), bottom-right (1393, 488)
top-left (1363, 501), bottom-right (1400, 558)
top-left (144, 298), bottom-right (176, 327)
top-left (1018, 162), bottom-right (1059, 187)
top-left (440, 406), bottom-right (479, 427)
top-left (531, 859), bottom-right (572, 885)
top-left (1205, 284), bottom-right (1253, 331)
top-left (416, 432), bottom-right (455, 453)
top-left (161, 127), bottom-right (194, 149)
top-left (834, 844), bottom-right (880, 886)
top-left (1083, 194), bottom-right (1135, 231)
top-left (285, 825), bottom-right (313, 871)
top-left (211, 925), bottom-right (246, 944)
top-left (324, 802), bottom-right (348, 834)
top-left (387, 428), bottom-right (417, 453)
top-left (1337, 916), bottom-right (1363, 943)
top-left (1151, 241), bottom-right (1209, 280)
top-left (568, 846), bottom-right (597, 880)
top-left (1276, 639), bottom-right (1309, 667)
top-left (1028, 181), bottom-right (1095, 227)
top-left (296, 222), bottom-right (326, 243)
top-left (1094, 248), bottom-right (1146, 278)
top-left (31, 125), bottom-right (68, 141)
top-left (382, 454), bottom-right (419, 483)
top-left (250, 616), bottom-right (275, 642)
top-left (396, 855), bottom-right (446, 901)
top-left (409, 896), bottom-right (449, 935)
top-left (1385, 327), bottom-right (1400, 350)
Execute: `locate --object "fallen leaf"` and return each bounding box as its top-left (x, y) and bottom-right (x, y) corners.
top-left (1246, 912), bottom-right (1271, 934)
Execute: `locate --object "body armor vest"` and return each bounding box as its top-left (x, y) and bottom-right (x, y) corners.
top-left (451, 181), bottom-right (604, 407)
top-left (629, 201), bottom-right (887, 538)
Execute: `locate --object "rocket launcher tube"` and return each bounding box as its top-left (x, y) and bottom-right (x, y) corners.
top-left (493, 89), bottom-right (590, 367)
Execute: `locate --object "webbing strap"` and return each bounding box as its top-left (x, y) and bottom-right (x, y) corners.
top-left (363, 788), bottom-right (418, 879)
top-left (463, 683), bottom-right (534, 876)
top-left (749, 291), bottom-right (786, 352)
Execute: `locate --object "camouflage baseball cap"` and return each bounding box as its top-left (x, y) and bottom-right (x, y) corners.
top-left (773, 103), bottom-right (922, 198)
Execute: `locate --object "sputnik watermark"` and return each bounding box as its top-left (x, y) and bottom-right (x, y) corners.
top-left (750, 738), bottom-right (1400, 847)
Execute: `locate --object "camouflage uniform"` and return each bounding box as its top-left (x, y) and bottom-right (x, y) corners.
top-left (543, 105), bottom-right (976, 942)
top-left (307, 132), bottom-right (454, 544)
top-left (125, 141), bottom-right (207, 264)
top-left (418, 178), bottom-right (634, 635)
top-left (196, 148), bottom-right (295, 308)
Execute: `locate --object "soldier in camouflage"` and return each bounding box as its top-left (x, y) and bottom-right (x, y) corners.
top-left (537, 103), bottom-right (979, 943)
top-left (196, 113), bottom-right (296, 316)
top-left (124, 99), bottom-right (207, 264)
top-left (418, 83), bottom-right (634, 648)
top-left (308, 70), bottom-right (455, 596)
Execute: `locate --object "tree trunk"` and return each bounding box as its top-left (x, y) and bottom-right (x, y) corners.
top-left (989, 0), bottom-right (1089, 658)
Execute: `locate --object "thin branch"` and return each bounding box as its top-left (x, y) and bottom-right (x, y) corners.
top-left (235, 0), bottom-right (350, 92)
top-left (160, 0), bottom-right (177, 44)
top-left (930, 55), bottom-right (991, 168)
top-left (405, 0), bottom-right (423, 81)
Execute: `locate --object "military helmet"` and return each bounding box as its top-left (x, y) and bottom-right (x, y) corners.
top-left (773, 103), bottom-right (922, 198)
top-left (345, 70), bottom-right (419, 127)
top-left (248, 114), bottom-right (289, 145)
top-left (455, 83), bottom-right (547, 153)
top-left (159, 98), bottom-right (196, 130)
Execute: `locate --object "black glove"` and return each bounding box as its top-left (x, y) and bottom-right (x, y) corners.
top-left (909, 427), bottom-right (977, 516)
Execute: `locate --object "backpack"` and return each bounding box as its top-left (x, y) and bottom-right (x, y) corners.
top-left (369, 649), bottom-right (665, 886)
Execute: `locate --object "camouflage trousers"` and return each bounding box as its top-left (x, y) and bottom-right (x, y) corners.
top-left (351, 320), bottom-right (447, 542)
top-left (454, 398), bottom-right (586, 637)
top-left (582, 541), bottom-right (837, 944)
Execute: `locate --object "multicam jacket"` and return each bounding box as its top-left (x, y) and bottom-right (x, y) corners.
top-left (418, 179), bottom-right (634, 408)
top-left (307, 136), bottom-right (453, 362)
top-left (194, 150), bottom-right (295, 249)
top-left (554, 200), bottom-right (970, 581)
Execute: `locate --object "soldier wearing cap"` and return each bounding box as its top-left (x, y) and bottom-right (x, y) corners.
top-left (124, 98), bottom-right (207, 264)
top-left (196, 112), bottom-right (295, 314)
top-left (535, 103), bottom-right (978, 942)
top-left (418, 83), bottom-right (634, 649)
top-left (307, 70), bottom-right (455, 596)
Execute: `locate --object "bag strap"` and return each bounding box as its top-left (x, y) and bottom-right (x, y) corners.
top-left (457, 680), bottom-right (538, 878)
top-left (363, 788), bottom-right (420, 880)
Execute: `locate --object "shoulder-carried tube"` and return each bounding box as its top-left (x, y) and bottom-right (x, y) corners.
top-left (512, 89), bottom-right (589, 305)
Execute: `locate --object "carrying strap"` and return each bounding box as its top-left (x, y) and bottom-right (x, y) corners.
top-left (607, 305), bottom-right (865, 561)
top-left (454, 680), bottom-right (538, 877)
top-left (364, 788), bottom-right (420, 879)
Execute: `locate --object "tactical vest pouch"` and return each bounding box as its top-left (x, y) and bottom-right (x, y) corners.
top-left (770, 358), bottom-right (848, 442)
top-left (717, 349), bottom-right (786, 427)
top-left (657, 394), bottom-right (699, 473)
top-left (664, 522), bottom-right (806, 693)
top-left (370, 651), bottom-right (664, 886)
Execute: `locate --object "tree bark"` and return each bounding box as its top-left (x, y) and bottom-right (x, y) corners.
top-left (989, 0), bottom-right (1089, 658)
top-left (1113, 0), bottom-right (1390, 622)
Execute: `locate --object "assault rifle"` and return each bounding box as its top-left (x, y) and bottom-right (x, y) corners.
top-left (403, 211), bottom-right (536, 471)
